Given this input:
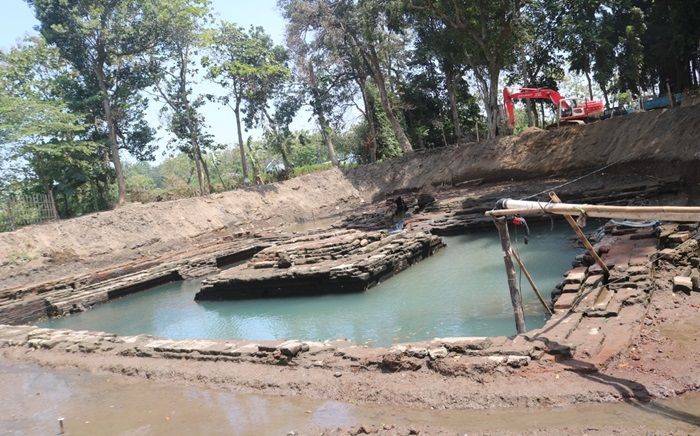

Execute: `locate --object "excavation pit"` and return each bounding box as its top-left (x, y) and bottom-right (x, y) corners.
top-left (38, 223), bottom-right (579, 346)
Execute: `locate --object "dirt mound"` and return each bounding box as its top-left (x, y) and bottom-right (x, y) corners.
top-left (1, 105), bottom-right (699, 290)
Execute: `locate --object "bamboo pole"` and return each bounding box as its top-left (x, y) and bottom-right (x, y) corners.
top-left (485, 200), bottom-right (700, 222)
top-left (549, 192), bottom-right (610, 277)
top-left (511, 248), bottom-right (553, 315)
top-left (492, 216), bottom-right (527, 334)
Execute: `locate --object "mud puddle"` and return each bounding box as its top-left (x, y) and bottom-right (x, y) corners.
top-left (3, 359), bottom-right (699, 435)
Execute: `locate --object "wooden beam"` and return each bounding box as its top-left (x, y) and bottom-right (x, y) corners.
top-left (549, 192), bottom-right (610, 277)
top-left (485, 200), bottom-right (700, 222)
top-left (511, 248), bottom-right (553, 316)
top-left (492, 216), bottom-right (527, 334)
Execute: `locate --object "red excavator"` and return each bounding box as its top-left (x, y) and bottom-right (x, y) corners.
top-left (503, 87), bottom-right (605, 129)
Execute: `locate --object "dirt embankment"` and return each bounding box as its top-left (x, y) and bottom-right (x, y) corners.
top-left (1, 105), bottom-right (699, 290)
top-left (347, 104), bottom-right (700, 197)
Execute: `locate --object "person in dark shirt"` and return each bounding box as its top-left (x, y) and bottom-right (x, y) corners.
top-left (390, 196), bottom-right (408, 232)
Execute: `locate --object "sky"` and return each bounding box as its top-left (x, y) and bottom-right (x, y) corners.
top-left (0, 0), bottom-right (321, 163)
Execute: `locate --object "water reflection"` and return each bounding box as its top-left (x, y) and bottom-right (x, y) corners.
top-left (40, 222), bottom-right (579, 345)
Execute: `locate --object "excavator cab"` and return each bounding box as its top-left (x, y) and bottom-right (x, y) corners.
top-left (560, 99), bottom-right (576, 117)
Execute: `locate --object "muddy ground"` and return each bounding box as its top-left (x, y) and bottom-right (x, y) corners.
top-left (3, 358), bottom-right (700, 435)
top-left (3, 287), bottom-right (700, 434)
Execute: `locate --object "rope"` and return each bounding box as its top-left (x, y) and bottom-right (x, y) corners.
top-left (519, 160), bottom-right (622, 201)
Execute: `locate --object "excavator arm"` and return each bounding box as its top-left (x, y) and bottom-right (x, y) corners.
top-left (503, 87), bottom-right (570, 129)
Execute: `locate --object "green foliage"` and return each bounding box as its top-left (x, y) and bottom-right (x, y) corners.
top-left (291, 163), bottom-right (335, 177)
top-left (0, 36), bottom-right (111, 218)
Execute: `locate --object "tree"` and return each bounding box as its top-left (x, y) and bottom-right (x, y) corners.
top-left (407, 6), bottom-right (473, 140)
top-left (250, 84), bottom-right (302, 174)
top-left (27, 0), bottom-right (167, 205)
top-left (283, 2), bottom-right (357, 166)
top-left (280, 0), bottom-right (414, 154)
top-left (409, 0), bottom-right (527, 138)
top-left (204, 24), bottom-right (289, 184)
top-left (153, 0), bottom-right (213, 196)
top-left (0, 37), bottom-right (106, 216)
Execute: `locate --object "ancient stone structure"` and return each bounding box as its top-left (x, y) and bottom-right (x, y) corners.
top-left (2, 221), bottom-right (693, 379)
top-left (196, 229), bottom-right (445, 300)
top-left (0, 237), bottom-right (272, 324)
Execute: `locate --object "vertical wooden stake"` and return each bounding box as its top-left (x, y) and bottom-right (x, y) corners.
top-left (665, 80), bottom-right (675, 108)
top-left (492, 216), bottom-right (526, 334)
top-left (475, 121), bottom-right (479, 142)
top-left (549, 192), bottom-right (610, 277)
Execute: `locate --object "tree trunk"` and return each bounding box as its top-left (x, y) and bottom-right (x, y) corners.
top-left (530, 101), bottom-right (539, 127)
top-left (444, 64), bottom-right (463, 141)
top-left (234, 98), bottom-right (249, 183)
top-left (319, 121), bottom-right (338, 166)
top-left (540, 102), bottom-right (546, 126)
top-left (95, 63), bottom-right (127, 206)
top-left (585, 70), bottom-right (594, 101)
top-left (246, 140), bottom-right (263, 184)
top-left (524, 98), bottom-right (534, 128)
top-left (476, 67), bottom-right (501, 139)
top-left (601, 83), bottom-right (610, 108)
top-left (308, 62), bottom-right (338, 166)
top-left (262, 108), bottom-right (292, 173)
top-left (280, 139), bottom-right (292, 173)
top-left (201, 156), bottom-right (213, 193)
top-left (518, 49), bottom-right (534, 127)
top-left (366, 47), bottom-right (413, 153)
top-left (357, 75), bottom-right (378, 162)
top-left (191, 142), bottom-right (206, 196)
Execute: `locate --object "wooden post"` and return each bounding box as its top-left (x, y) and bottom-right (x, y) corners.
top-left (47, 190), bottom-right (59, 220)
top-left (6, 197), bottom-right (16, 231)
top-left (665, 80), bottom-right (675, 108)
top-left (511, 248), bottom-right (553, 316)
top-left (492, 216), bottom-right (527, 334)
top-left (549, 192), bottom-right (610, 277)
top-left (475, 121), bottom-right (480, 142)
